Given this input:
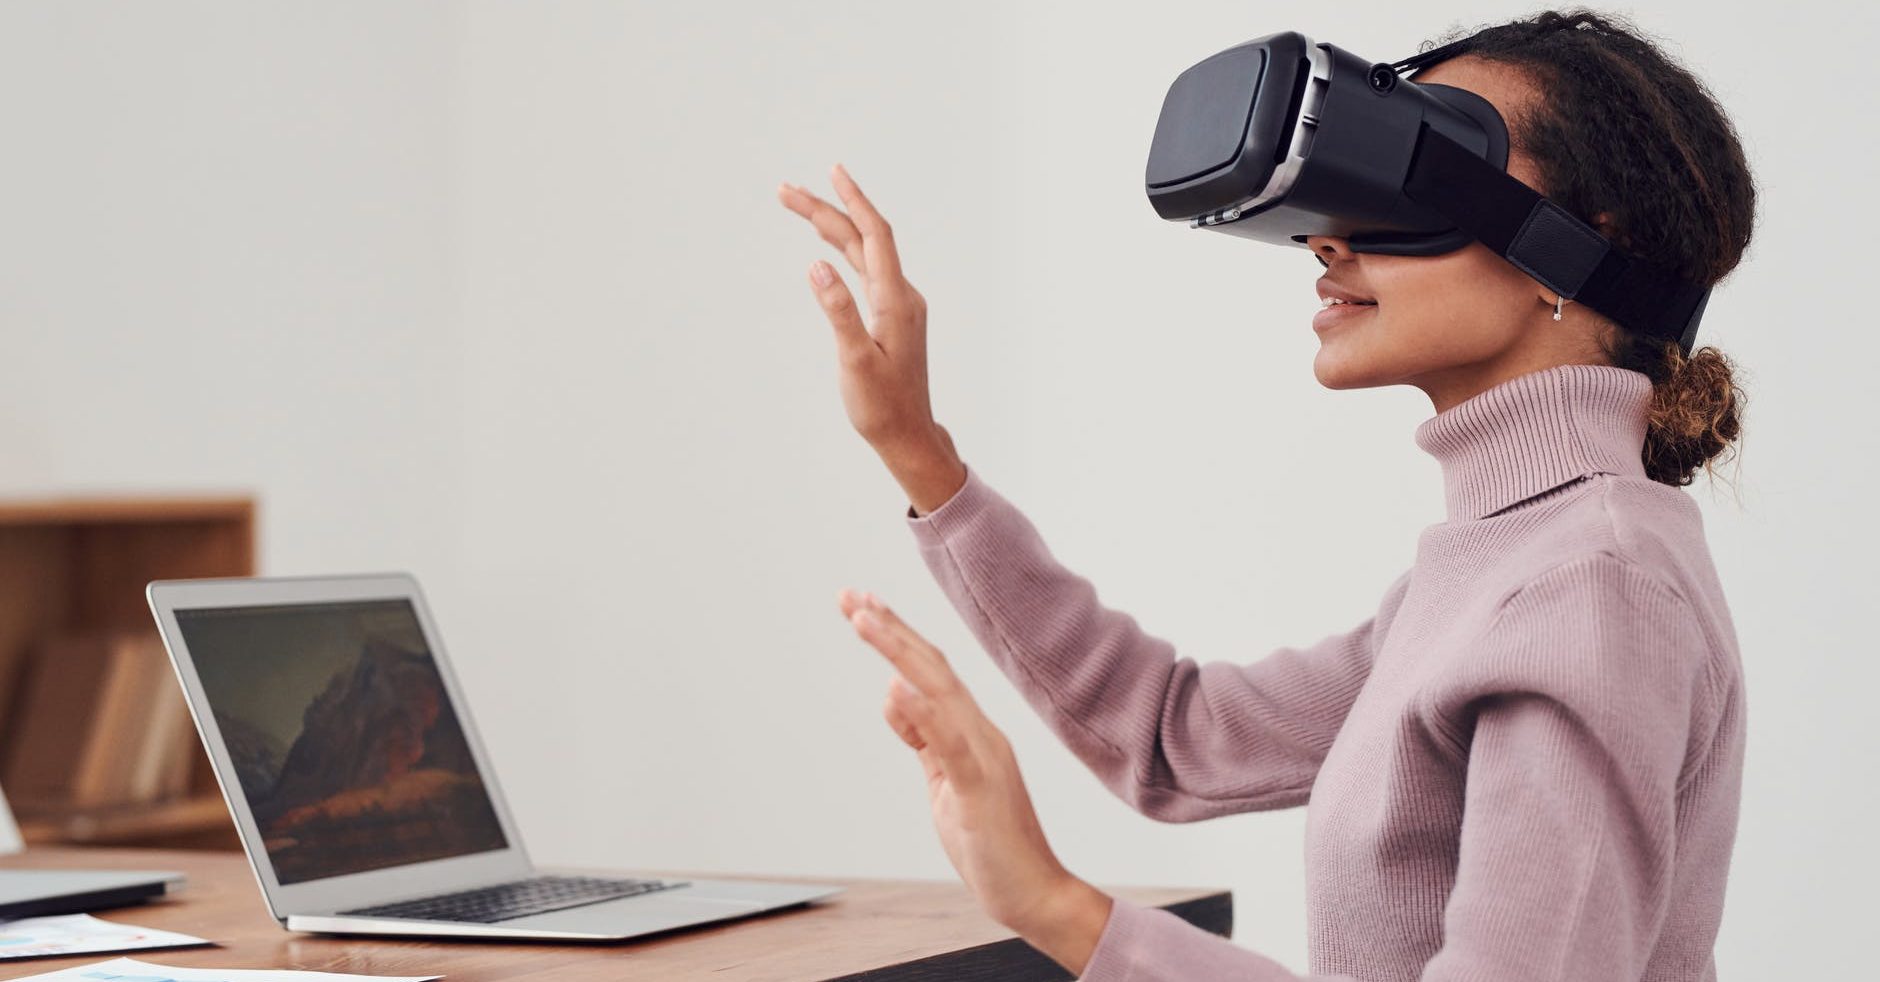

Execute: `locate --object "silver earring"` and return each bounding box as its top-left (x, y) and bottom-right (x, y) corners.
top-left (1553, 294), bottom-right (1564, 321)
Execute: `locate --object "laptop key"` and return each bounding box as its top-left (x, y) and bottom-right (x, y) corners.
top-left (340, 874), bottom-right (686, 924)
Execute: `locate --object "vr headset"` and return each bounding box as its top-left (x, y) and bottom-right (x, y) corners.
top-left (1145, 31), bottom-right (1710, 356)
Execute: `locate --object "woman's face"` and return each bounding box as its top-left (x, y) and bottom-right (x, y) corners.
top-left (1304, 56), bottom-right (1610, 409)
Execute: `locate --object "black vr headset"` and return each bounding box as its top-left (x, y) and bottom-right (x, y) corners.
top-left (1145, 31), bottom-right (1711, 356)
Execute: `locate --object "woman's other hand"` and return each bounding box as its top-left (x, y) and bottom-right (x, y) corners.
top-left (779, 165), bottom-right (966, 516)
top-left (836, 587), bottom-right (1114, 975)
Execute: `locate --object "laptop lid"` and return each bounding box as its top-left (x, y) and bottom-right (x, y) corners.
top-left (146, 574), bottom-right (533, 919)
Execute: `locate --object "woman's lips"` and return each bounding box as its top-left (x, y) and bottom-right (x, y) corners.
top-left (1313, 301), bottom-right (1376, 333)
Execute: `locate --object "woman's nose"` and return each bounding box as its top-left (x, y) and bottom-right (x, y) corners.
top-left (1304, 235), bottom-right (1355, 264)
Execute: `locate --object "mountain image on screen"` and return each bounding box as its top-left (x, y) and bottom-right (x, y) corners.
top-left (178, 600), bottom-right (508, 884)
top-left (216, 710), bottom-right (287, 800)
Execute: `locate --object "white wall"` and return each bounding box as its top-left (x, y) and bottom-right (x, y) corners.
top-left (0, 2), bottom-right (467, 594)
top-left (2, 2), bottom-right (1873, 975)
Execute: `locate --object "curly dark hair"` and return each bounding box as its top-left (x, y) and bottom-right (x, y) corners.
top-left (1418, 8), bottom-right (1754, 487)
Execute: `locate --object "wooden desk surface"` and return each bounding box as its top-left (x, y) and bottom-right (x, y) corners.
top-left (0, 848), bottom-right (1231, 981)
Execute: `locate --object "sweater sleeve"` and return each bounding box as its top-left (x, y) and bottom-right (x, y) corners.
top-left (904, 461), bottom-right (1413, 821)
top-left (1073, 553), bottom-right (1717, 982)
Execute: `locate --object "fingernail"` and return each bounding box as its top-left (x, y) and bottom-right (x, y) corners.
top-left (856, 609), bottom-right (877, 627)
top-left (810, 261), bottom-right (834, 287)
top-left (863, 592), bottom-right (881, 608)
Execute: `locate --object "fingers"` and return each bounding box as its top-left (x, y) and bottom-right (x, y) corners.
top-left (829, 165), bottom-right (924, 348)
top-left (836, 588), bottom-right (952, 675)
top-left (777, 182), bottom-right (869, 275)
top-left (886, 672), bottom-right (982, 788)
top-left (835, 587), bottom-right (871, 625)
top-left (828, 163), bottom-right (904, 284)
top-left (807, 260), bottom-right (878, 356)
top-left (883, 676), bottom-right (927, 751)
top-left (782, 183), bottom-right (878, 357)
top-left (863, 596), bottom-right (957, 677)
top-left (837, 587), bottom-right (985, 787)
top-left (843, 593), bottom-right (959, 701)
top-left (781, 167), bottom-right (923, 353)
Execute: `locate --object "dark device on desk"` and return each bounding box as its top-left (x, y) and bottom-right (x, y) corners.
top-left (146, 573), bottom-right (841, 941)
top-left (0, 869), bottom-right (185, 919)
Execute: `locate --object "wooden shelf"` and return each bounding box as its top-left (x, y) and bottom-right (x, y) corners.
top-left (0, 494), bottom-right (255, 851)
top-left (0, 496), bottom-right (256, 527)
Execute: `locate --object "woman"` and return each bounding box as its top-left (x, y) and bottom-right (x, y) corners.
top-left (777, 10), bottom-right (1750, 981)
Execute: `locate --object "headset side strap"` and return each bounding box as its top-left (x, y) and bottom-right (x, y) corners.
top-left (1402, 124), bottom-right (1709, 355)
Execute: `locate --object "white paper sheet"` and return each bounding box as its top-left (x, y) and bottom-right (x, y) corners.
top-left (3, 956), bottom-right (441, 981)
top-left (0, 915), bottom-right (209, 961)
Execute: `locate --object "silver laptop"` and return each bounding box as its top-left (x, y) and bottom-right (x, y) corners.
top-left (0, 869), bottom-right (186, 920)
top-left (146, 573), bottom-right (840, 940)
top-left (1, 778), bottom-right (185, 919)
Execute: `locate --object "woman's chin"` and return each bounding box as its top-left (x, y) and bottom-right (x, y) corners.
top-left (1311, 323), bottom-right (1384, 389)
top-left (1313, 353), bottom-right (1367, 390)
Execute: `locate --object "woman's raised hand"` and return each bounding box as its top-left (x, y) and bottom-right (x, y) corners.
top-left (778, 164), bottom-right (966, 516)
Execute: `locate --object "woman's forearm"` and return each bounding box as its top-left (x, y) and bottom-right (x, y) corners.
top-left (903, 461), bottom-right (1409, 821)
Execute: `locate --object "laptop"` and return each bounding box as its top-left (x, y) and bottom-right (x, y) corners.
top-left (145, 573), bottom-right (840, 940)
top-left (1, 764), bottom-right (185, 921)
top-left (0, 870), bottom-right (186, 920)
top-left (0, 782), bottom-right (185, 918)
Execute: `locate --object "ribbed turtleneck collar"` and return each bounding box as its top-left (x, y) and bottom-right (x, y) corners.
top-left (1414, 364), bottom-right (1652, 522)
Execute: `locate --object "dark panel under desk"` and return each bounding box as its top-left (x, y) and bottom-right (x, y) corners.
top-left (825, 891), bottom-right (1234, 981)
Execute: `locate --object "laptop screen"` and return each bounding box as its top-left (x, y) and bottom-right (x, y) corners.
top-left (175, 598), bottom-right (509, 885)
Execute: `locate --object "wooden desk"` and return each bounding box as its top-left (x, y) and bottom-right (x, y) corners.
top-left (0, 848), bottom-right (1231, 981)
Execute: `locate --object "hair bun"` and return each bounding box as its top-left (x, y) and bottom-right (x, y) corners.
top-left (1642, 344), bottom-right (1744, 487)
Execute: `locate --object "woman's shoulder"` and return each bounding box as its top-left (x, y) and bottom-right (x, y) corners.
top-left (1410, 476), bottom-right (1743, 768)
top-left (1488, 472), bottom-right (1728, 630)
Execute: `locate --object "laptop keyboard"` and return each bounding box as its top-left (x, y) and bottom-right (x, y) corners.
top-left (340, 874), bottom-right (686, 924)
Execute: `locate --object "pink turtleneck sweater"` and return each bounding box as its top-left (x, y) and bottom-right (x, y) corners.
top-left (902, 364), bottom-right (1745, 981)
